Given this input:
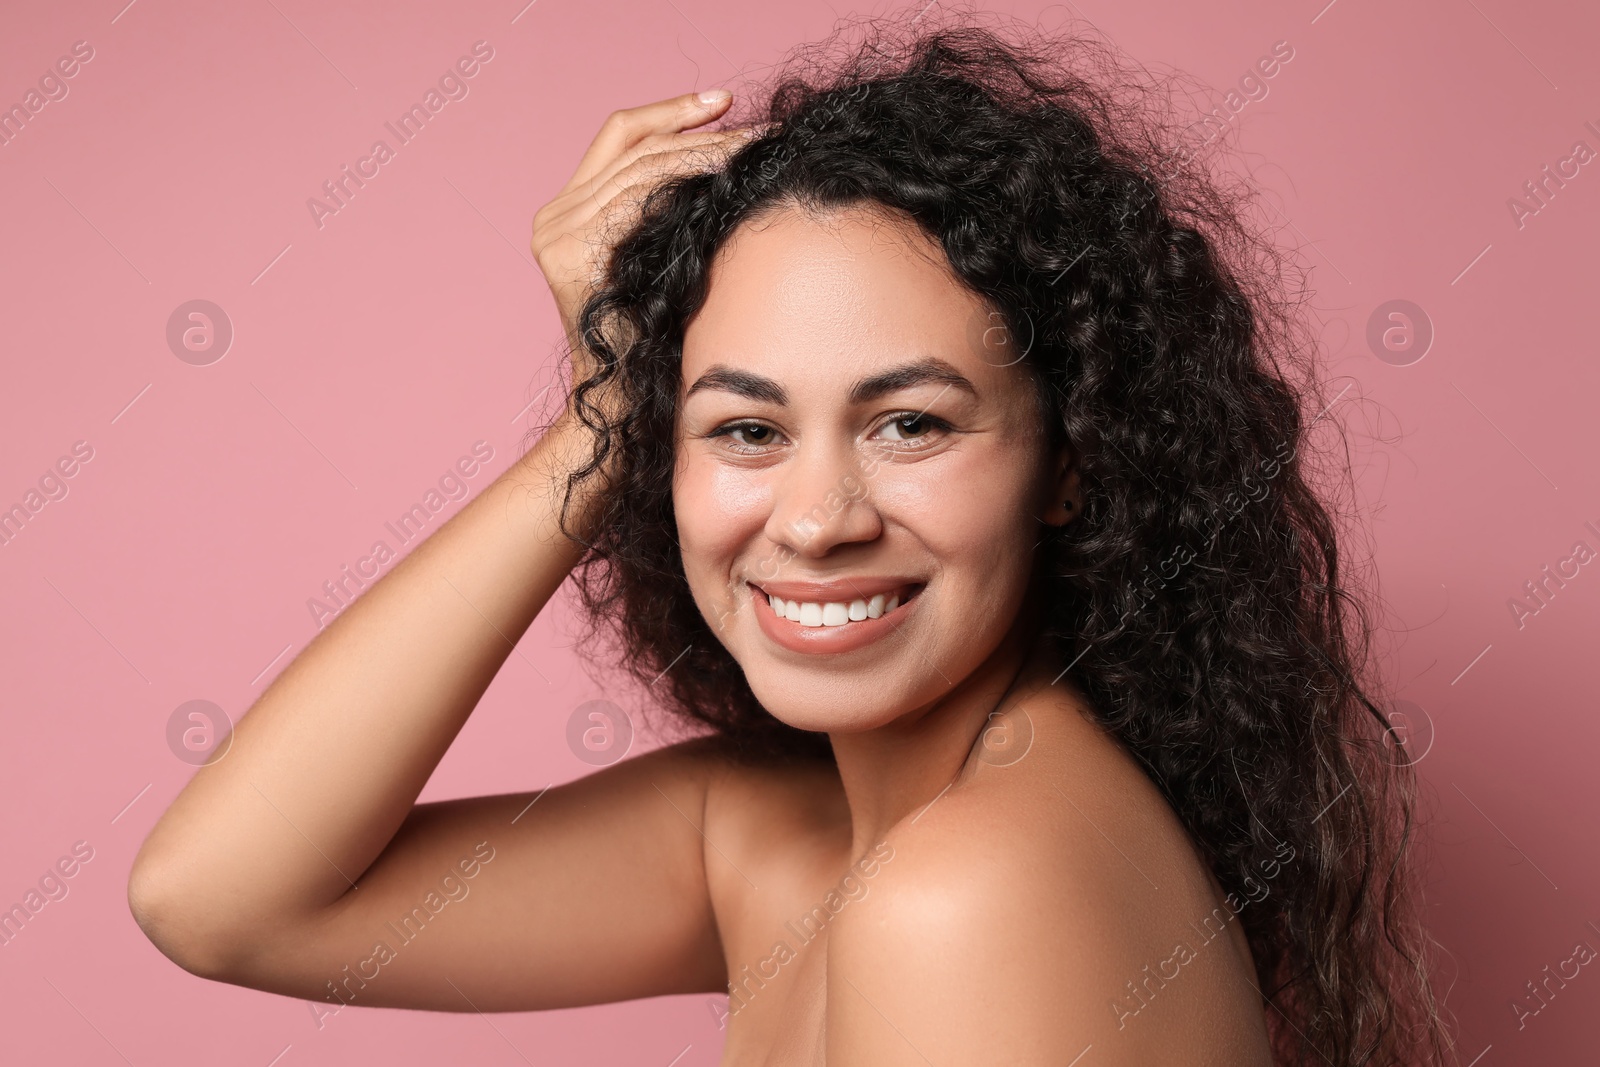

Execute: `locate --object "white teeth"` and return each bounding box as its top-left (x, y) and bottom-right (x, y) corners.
top-left (764, 589), bottom-right (910, 627)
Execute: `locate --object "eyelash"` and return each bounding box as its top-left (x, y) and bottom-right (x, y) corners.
top-left (706, 411), bottom-right (954, 455)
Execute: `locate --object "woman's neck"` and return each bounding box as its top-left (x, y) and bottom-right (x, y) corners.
top-left (826, 602), bottom-right (1058, 856)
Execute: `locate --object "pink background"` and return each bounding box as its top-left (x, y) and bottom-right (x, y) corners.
top-left (1, 0), bottom-right (1596, 1062)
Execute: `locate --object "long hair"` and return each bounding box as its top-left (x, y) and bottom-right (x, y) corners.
top-left (542, 7), bottom-right (1455, 1065)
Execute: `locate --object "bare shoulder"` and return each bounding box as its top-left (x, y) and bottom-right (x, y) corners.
top-left (695, 735), bottom-right (853, 899)
top-left (826, 684), bottom-right (1274, 1067)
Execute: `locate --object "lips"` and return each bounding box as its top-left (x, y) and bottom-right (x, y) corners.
top-left (747, 579), bottom-right (923, 655)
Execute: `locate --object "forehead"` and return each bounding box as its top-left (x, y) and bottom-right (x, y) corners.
top-left (680, 203), bottom-right (1010, 393)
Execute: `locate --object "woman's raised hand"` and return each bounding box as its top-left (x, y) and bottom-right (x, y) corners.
top-left (531, 89), bottom-right (758, 402)
top-left (124, 89), bottom-right (768, 1016)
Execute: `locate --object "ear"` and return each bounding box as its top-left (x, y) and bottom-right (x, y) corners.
top-left (1039, 439), bottom-right (1082, 527)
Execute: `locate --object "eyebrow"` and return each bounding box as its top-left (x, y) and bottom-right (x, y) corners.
top-left (684, 356), bottom-right (978, 406)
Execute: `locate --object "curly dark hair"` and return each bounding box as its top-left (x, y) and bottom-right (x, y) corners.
top-left (536, 6), bottom-right (1457, 1065)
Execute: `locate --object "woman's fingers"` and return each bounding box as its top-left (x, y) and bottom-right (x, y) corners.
top-left (532, 127), bottom-right (755, 295)
top-left (533, 95), bottom-right (750, 277)
top-left (530, 141), bottom-right (733, 344)
top-left (565, 89), bottom-right (734, 192)
top-left (530, 89), bottom-right (767, 400)
top-left (571, 127), bottom-right (756, 221)
top-left (560, 126), bottom-right (752, 218)
top-left (532, 135), bottom-right (722, 278)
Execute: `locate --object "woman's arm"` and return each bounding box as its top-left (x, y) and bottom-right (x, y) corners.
top-left (127, 90), bottom-right (759, 1010)
top-left (125, 410), bottom-right (728, 1007)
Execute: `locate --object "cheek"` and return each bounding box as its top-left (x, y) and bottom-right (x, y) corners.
top-left (674, 456), bottom-right (769, 575)
top-left (877, 454), bottom-right (1036, 562)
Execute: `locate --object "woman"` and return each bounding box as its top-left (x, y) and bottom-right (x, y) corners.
top-left (129, 11), bottom-right (1454, 1066)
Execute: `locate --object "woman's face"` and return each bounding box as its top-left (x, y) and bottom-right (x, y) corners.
top-left (673, 203), bottom-right (1070, 734)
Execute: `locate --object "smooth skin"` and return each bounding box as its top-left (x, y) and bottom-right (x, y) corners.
top-left (127, 90), bottom-right (1274, 1066)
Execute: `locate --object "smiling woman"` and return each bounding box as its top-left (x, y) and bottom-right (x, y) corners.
top-left (127, 7), bottom-right (1455, 1067)
top-left (666, 205), bottom-right (1069, 728)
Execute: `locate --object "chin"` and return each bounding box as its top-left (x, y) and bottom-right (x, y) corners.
top-left (737, 642), bottom-right (961, 738)
top-left (746, 674), bottom-right (926, 736)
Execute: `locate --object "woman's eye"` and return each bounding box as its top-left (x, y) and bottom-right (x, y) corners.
top-left (711, 421), bottom-right (782, 450)
top-left (732, 424), bottom-right (775, 446)
top-left (878, 412), bottom-right (947, 443)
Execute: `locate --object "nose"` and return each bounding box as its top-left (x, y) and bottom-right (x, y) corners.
top-left (763, 439), bottom-right (882, 559)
